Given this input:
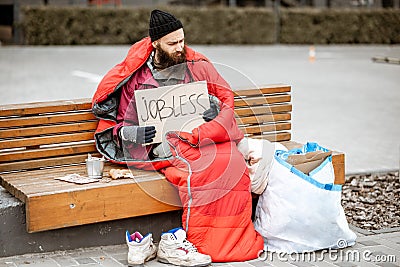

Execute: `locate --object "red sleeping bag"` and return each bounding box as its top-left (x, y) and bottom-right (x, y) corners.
top-left (162, 108), bottom-right (264, 262)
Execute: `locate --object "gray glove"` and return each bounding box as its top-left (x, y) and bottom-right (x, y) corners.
top-left (202, 101), bottom-right (219, 122)
top-left (120, 125), bottom-right (156, 144)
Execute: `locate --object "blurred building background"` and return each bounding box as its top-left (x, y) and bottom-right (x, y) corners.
top-left (0, 0), bottom-right (399, 44)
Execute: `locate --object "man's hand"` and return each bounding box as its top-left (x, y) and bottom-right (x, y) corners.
top-left (202, 101), bottom-right (219, 122)
top-left (120, 125), bottom-right (156, 144)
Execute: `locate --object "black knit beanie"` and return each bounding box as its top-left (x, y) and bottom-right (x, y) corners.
top-left (149, 9), bottom-right (183, 42)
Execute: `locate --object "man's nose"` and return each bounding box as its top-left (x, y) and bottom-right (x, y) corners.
top-left (176, 43), bottom-right (183, 52)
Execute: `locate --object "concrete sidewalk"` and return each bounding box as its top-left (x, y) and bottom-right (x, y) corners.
top-left (0, 226), bottom-right (399, 267)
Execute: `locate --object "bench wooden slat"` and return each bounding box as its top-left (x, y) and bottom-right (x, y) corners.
top-left (0, 121), bottom-right (98, 139)
top-left (1, 164), bottom-right (95, 185)
top-left (233, 84), bottom-right (291, 97)
top-left (0, 176), bottom-right (28, 203)
top-left (0, 132), bottom-right (95, 150)
top-left (332, 152), bottom-right (345, 184)
top-left (0, 153), bottom-right (100, 173)
top-left (0, 143), bottom-right (96, 163)
top-left (234, 95), bottom-right (291, 107)
top-left (239, 122), bottom-right (291, 134)
top-left (0, 112), bottom-right (97, 128)
top-left (2, 164), bottom-right (153, 193)
top-left (0, 98), bottom-right (92, 117)
top-left (3, 164), bottom-right (169, 192)
top-left (2, 165), bottom-right (105, 194)
top-left (237, 113), bottom-right (291, 125)
top-left (248, 132), bottom-right (291, 142)
top-left (234, 104), bottom-right (292, 116)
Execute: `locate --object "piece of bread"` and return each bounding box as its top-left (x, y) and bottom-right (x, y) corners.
top-left (109, 169), bottom-right (134, 179)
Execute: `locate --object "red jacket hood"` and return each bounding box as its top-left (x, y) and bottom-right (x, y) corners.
top-left (92, 37), bottom-right (210, 106)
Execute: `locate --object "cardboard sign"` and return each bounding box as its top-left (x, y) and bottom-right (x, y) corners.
top-left (135, 81), bottom-right (210, 144)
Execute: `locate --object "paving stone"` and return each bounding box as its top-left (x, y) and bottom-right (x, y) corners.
top-left (51, 255), bottom-right (79, 267)
top-left (358, 240), bottom-right (380, 246)
top-left (11, 257), bottom-right (60, 267)
top-left (75, 257), bottom-right (97, 265)
top-left (278, 252), bottom-right (319, 265)
top-left (376, 263), bottom-right (399, 267)
top-left (0, 257), bottom-right (24, 267)
top-left (64, 246), bottom-right (110, 260)
top-left (371, 227), bottom-right (400, 234)
top-left (107, 253), bottom-right (126, 262)
top-left (145, 259), bottom-right (175, 267)
top-left (331, 261), bottom-right (377, 267)
top-left (374, 232), bottom-right (400, 239)
top-left (101, 245), bottom-right (127, 256)
top-left (309, 262), bottom-right (336, 267)
top-left (332, 262), bottom-right (358, 267)
top-left (262, 259), bottom-right (296, 267)
top-left (348, 225), bottom-right (372, 236)
top-left (117, 259), bottom-right (129, 266)
top-left (356, 233), bottom-right (399, 245)
top-left (373, 239), bottom-right (400, 251)
top-left (0, 257), bottom-right (17, 265)
top-left (247, 259), bottom-right (273, 267)
top-left (290, 261), bottom-right (315, 267)
top-left (95, 256), bottom-right (124, 267)
top-left (230, 262), bottom-right (255, 267)
top-left (0, 261), bottom-right (17, 267)
top-left (345, 242), bottom-right (365, 251)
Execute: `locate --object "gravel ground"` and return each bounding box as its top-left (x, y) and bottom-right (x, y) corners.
top-left (342, 171), bottom-right (399, 231)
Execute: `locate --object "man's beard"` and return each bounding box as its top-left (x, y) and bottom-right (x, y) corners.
top-left (154, 44), bottom-right (186, 70)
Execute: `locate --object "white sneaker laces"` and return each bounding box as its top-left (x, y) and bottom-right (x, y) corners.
top-left (181, 239), bottom-right (198, 253)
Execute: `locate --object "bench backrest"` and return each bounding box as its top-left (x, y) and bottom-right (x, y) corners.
top-left (234, 84), bottom-right (291, 142)
top-left (0, 99), bottom-right (98, 173)
top-left (0, 84), bottom-right (291, 173)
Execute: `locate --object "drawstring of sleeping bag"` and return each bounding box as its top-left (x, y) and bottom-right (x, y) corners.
top-left (165, 131), bottom-right (194, 232)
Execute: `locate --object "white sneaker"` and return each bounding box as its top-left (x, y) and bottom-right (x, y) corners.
top-left (126, 230), bottom-right (157, 266)
top-left (157, 227), bottom-right (212, 267)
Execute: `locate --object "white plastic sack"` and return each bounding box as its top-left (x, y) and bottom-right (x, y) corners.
top-left (254, 142), bottom-right (357, 253)
top-left (237, 138), bottom-right (287, 194)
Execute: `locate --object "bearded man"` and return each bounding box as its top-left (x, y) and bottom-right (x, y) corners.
top-left (92, 9), bottom-right (263, 267)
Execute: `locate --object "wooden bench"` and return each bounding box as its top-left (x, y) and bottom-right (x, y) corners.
top-left (0, 84), bottom-right (345, 233)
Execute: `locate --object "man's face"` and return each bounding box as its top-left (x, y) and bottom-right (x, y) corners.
top-left (153, 28), bottom-right (186, 68)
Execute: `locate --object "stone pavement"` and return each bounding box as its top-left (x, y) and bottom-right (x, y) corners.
top-left (1, 226), bottom-right (399, 267)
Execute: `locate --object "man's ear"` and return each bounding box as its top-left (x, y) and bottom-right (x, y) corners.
top-left (152, 41), bottom-right (158, 48)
